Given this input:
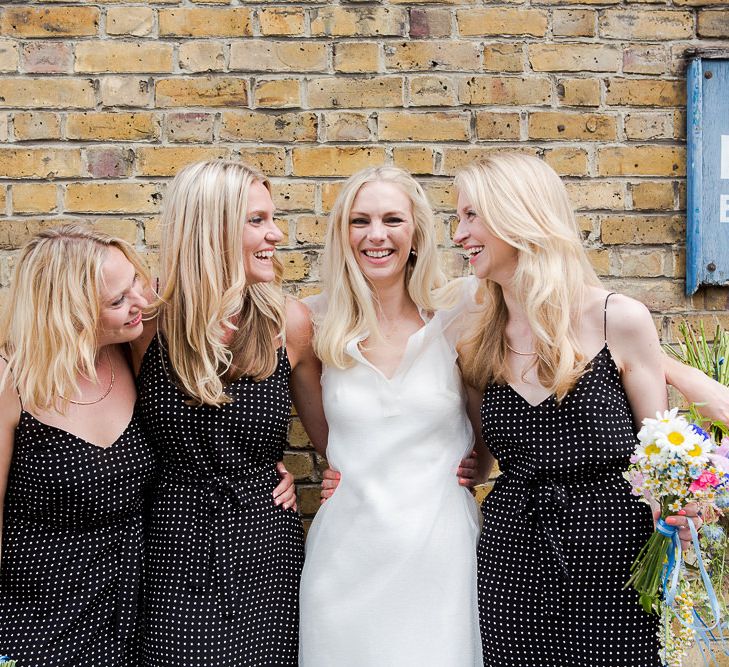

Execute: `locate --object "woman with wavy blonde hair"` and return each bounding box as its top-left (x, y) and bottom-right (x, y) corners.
top-left (131, 160), bottom-right (325, 667)
top-left (453, 153), bottom-right (669, 666)
top-left (299, 166), bottom-right (485, 666)
top-left (0, 224), bottom-right (156, 665)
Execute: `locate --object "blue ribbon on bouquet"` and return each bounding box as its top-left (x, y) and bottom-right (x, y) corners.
top-left (657, 518), bottom-right (729, 667)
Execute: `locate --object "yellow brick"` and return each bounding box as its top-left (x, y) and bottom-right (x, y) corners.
top-left (475, 112), bottom-right (520, 140)
top-left (624, 112), bottom-right (673, 140)
top-left (385, 41), bottom-right (480, 71)
top-left (100, 76), bottom-right (152, 108)
top-left (441, 147), bottom-right (539, 175)
top-left (457, 8), bottom-right (548, 37)
top-left (623, 46), bottom-right (668, 75)
top-left (237, 148), bottom-right (286, 176)
top-left (459, 76), bottom-right (551, 106)
top-left (0, 186), bottom-right (5, 215)
top-left (297, 485), bottom-right (321, 515)
top-left (179, 41), bottom-right (225, 73)
top-left (600, 214), bottom-right (683, 244)
top-left (311, 7), bottom-right (406, 37)
top-left (0, 115), bottom-right (6, 143)
top-left (295, 216), bottom-right (327, 245)
top-left (423, 182), bottom-right (456, 210)
top-left (565, 181), bottom-right (625, 210)
top-left (529, 43), bottom-right (620, 72)
top-left (159, 8), bottom-right (250, 37)
top-left (557, 78), bottom-right (601, 106)
top-left (106, 6), bottom-right (154, 36)
top-left (156, 77), bottom-right (248, 107)
top-left (600, 10), bottom-right (693, 39)
top-left (1, 6), bottom-right (99, 37)
top-left (12, 111), bottom-right (61, 141)
top-left (292, 146), bottom-right (386, 177)
top-left (270, 181), bottom-right (316, 212)
top-left (136, 147), bottom-right (230, 177)
top-left (75, 42), bottom-right (173, 73)
top-left (598, 146), bottom-right (685, 177)
top-left (674, 0), bottom-right (728, 5)
top-left (259, 7), bottom-right (305, 36)
top-left (0, 40), bottom-right (18, 72)
top-left (673, 110), bottom-right (687, 141)
top-left (543, 148), bottom-right (589, 176)
top-left (630, 181), bottom-right (674, 210)
top-left (308, 77), bottom-right (403, 109)
top-left (528, 111), bottom-right (617, 141)
top-left (323, 112), bottom-right (371, 142)
top-left (698, 10), bottom-right (729, 37)
top-left (553, 9), bottom-right (596, 37)
top-left (12, 183), bottom-right (57, 214)
top-left (606, 79), bottom-right (685, 107)
top-left (587, 248), bottom-right (610, 275)
top-left (0, 78), bottom-right (94, 109)
top-left (483, 44), bottom-right (523, 73)
top-left (66, 112), bottom-right (160, 141)
top-left (230, 42), bottom-right (326, 73)
top-left (378, 111), bottom-right (469, 141)
top-left (253, 79), bottom-right (300, 108)
top-left (0, 148), bottom-right (82, 179)
top-left (91, 218), bottom-right (139, 245)
top-left (166, 112), bottom-right (215, 143)
top-left (409, 75), bottom-right (458, 106)
top-left (392, 147), bottom-right (435, 175)
top-left (615, 250), bottom-right (666, 278)
top-left (65, 182), bottom-right (161, 214)
top-left (282, 451), bottom-right (315, 480)
top-left (530, 0), bottom-right (618, 5)
top-left (0, 219), bottom-right (80, 249)
top-left (281, 251), bottom-right (310, 281)
top-left (321, 182), bottom-right (345, 213)
top-left (333, 43), bottom-right (380, 74)
top-left (221, 111), bottom-right (317, 142)
top-left (408, 7), bottom-right (452, 38)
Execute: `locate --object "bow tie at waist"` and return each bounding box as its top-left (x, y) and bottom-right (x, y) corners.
top-left (160, 463), bottom-right (280, 617)
top-left (499, 470), bottom-right (623, 616)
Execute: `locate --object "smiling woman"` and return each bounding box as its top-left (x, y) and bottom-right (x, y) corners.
top-left (0, 225), bottom-right (157, 666)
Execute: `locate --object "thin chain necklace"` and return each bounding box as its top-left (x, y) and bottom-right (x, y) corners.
top-left (505, 341), bottom-right (537, 356)
top-left (62, 348), bottom-right (115, 405)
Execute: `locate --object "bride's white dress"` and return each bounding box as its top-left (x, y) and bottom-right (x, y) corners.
top-left (299, 281), bottom-right (483, 667)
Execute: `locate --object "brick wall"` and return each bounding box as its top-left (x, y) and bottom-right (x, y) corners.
top-left (0, 0), bottom-right (728, 521)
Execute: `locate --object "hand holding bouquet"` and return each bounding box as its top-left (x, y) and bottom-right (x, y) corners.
top-left (624, 408), bottom-right (729, 666)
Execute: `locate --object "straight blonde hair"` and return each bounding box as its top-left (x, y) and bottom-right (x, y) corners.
top-left (0, 224), bottom-right (148, 414)
top-left (314, 166), bottom-right (447, 369)
top-left (456, 154), bottom-right (601, 401)
top-left (154, 160), bottom-right (285, 406)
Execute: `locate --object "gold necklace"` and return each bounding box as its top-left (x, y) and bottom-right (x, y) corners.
top-left (63, 348), bottom-right (115, 405)
top-left (505, 342), bottom-right (537, 356)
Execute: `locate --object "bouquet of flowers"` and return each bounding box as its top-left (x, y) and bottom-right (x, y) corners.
top-left (624, 409), bottom-right (729, 666)
top-left (0, 657), bottom-right (16, 667)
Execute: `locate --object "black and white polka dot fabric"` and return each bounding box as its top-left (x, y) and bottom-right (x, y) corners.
top-left (136, 334), bottom-right (303, 667)
top-left (477, 297), bottom-right (660, 666)
top-left (0, 409), bottom-right (156, 666)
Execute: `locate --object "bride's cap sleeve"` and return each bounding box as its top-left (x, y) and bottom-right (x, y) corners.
top-left (302, 292), bottom-right (329, 323)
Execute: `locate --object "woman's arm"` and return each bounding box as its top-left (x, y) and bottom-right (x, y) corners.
top-left (0, 361), bottom-right (21, 560)
top-left (464, 384), bottom-right (494, 486)
top-left (664, 355), bottom-right (729, 424)
top-left (286, 298), bottom-right (328, 457)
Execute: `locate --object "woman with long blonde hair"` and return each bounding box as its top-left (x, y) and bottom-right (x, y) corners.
top-left (299, 166), bottom-right (485, 666)
top-left (453, 153), bottom-right (667, 665)
top-left (0, 225), bottom-right (156, 665)
top-left (131, 160), bottom-right (325, 666)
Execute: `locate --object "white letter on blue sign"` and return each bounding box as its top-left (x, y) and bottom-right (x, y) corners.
top-left (721, 194), bottom-right (729, 223)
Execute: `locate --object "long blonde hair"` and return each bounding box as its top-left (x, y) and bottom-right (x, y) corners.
top-left (154, 160), bottom-right (285, 406)
top-left (0, 224), bottom-right (148, 414)
top-left (456, 154), bottom-right (601, 401)
top-left (314, 166), bottom-right (447, 369)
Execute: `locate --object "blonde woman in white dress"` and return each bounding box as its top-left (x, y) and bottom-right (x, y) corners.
top-left (298, 167), bottom-right (486, 667)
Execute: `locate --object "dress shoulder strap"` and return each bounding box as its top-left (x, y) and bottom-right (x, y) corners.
top-left (603, 292), bottom-right (617, 345)
top-left (0, 353), bottom-right (23, 409)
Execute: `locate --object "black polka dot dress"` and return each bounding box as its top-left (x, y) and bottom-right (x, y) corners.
top-left (136, 334), bottom-right (304, 667)
top-left (477, 305), bottom-right (660, 666)
top-left (0, 409), bottom-right (156, 666)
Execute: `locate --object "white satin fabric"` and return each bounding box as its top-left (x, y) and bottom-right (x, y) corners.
top-left (299, 279), bottom-right (483, 667)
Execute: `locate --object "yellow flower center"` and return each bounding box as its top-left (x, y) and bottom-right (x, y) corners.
top-left (688, 444), bottom-right (703, 457)
top-left (645, 443), bottom-right (661, 456)
top-left (667, 432), bottom-right (685, 445)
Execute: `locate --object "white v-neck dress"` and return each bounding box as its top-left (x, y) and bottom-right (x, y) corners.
top-left (299, 279), bottom-right (483, 667)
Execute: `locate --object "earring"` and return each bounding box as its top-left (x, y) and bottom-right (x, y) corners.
top-left (410, 248), bottom-right (418, 258)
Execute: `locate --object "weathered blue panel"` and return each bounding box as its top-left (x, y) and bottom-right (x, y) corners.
top-left (686, 56), bottom-right (729, 295)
